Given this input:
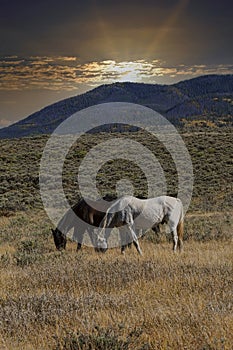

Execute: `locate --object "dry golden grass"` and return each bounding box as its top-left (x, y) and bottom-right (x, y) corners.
top-left (0, 210), bottom-right (232, 350)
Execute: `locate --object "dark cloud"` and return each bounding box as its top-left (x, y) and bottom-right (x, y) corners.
top-left (1, 0), bottom-right (232, 64)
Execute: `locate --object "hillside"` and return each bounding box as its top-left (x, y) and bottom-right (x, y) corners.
top-left (0, 74), bottom-right (233, 139)
top-left (1, 129), bottom-right (232, 215)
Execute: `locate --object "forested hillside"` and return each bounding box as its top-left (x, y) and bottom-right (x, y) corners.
top-left (0, 74), bottom-right (232, 138)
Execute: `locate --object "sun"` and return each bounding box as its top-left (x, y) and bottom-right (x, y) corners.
top-left (105, 61), bottom-right (145, 82)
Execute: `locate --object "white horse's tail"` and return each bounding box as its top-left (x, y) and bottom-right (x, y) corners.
top-left (176, 199), bottom-right (184, 249)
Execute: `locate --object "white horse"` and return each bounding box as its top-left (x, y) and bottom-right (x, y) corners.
top-left (98, 195), bottom-right (184, 255)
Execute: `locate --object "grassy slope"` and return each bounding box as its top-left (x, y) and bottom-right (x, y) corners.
top-left (0, 128), bottom-right (233, 349)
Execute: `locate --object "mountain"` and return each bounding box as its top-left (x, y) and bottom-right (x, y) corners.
top-left (0, 74), bottom-right (232, 139)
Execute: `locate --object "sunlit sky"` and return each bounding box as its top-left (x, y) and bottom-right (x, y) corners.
top-left (0, 0), bottom-right (233, 127)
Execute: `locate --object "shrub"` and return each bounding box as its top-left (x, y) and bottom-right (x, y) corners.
top-left (14, 239), bottom-right (43, 267)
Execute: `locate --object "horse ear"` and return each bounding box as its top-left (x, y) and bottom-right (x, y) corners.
top-left (51, 228), bottom-right (55, 234)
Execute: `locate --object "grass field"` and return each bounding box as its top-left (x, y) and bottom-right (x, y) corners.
top-left (0, 128), bottom-right (233, 349)
top-left (0, 212), bottom-right (232, 349)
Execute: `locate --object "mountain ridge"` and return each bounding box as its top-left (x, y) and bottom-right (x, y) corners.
top-left (1, 74), bottom-right (232, 138)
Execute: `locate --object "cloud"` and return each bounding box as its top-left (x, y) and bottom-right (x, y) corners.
top-left (0, 56), bottom-right (232, 92)
top-left (0, 118), bottom-right (13, 127)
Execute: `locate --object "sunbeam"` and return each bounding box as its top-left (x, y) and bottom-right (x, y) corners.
top-left (145, 0), bottom-right (189, 57)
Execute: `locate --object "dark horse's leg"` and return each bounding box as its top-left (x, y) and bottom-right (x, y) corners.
top-left (121, 242), bottom-right (133, 254)
top-left (76, 227), bottom-right (102, 252)
top-left (119, 227), bottom-right (133, 254)
top-left (73, 225), bottom-right (85, 252)
top-left (88, 228), bottom-right (98, 251)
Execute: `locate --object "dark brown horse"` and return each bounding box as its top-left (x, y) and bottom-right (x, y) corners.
top-left (51, 194), bottom-right (117, 251)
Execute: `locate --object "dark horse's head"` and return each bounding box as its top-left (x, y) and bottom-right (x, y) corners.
top-left (51, 228), bottom-right (67, 250)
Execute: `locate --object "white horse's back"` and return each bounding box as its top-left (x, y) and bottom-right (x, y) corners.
top-left (125, 196), bottom-right (182, 229)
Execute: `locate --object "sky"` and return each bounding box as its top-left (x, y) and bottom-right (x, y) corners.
top-left (0, 0), bottom-right (233, 127)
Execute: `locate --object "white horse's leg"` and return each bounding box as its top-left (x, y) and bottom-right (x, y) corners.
top-left (172, 228), bottom-right (178, 252)
top-left (128, 225), bottom-right (142, 255)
